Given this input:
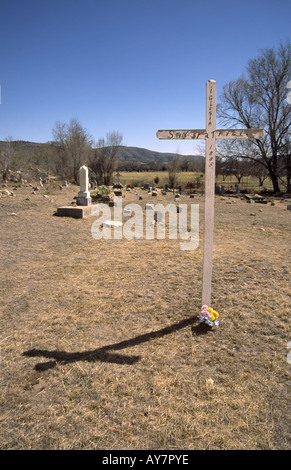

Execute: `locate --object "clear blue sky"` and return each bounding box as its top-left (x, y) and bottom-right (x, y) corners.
top-left (0, 0), bottom-right (290, 154)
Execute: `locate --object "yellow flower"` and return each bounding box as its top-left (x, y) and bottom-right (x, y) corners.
top-left (208, 307), bottom-right (219, 320)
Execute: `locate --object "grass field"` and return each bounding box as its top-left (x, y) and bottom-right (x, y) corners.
top-left (0, 182), bottom-right (290, 450)
top-left (116, 171), bottom-right (277, 192)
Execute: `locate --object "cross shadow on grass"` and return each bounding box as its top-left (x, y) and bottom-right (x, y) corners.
top-left (23, 316), bottom-right (209, 371)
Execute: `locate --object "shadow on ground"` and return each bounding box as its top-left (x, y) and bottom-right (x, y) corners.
top-left (23, 316), bottom-right (212, 371)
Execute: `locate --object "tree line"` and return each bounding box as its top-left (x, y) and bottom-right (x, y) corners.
top-left (217, 40), bottom-right (290, 193)
top-left (1, 41), bottom-right (290, 193)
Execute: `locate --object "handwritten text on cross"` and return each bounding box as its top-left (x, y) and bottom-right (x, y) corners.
top-left (157, 128), bottom-right (264, 141)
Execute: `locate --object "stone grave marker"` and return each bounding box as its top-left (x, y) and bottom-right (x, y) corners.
top-left (115, 172), bottom-right (122, 185)
top-left (57, 165), bottom-right (93, 218)
top-left (77, 165), bottom-right (92, 206)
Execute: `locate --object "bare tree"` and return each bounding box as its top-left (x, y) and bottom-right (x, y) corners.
top-left (168, 154), bottom-right (181, 188)
top-left (217, 41), bottom-right (291, 193)
top-left (180, 155), bottom-right (192, 172)
top-left (52, 121), bottom-right (69, 179)
top-left (249, 160), bottom-right (269, 187)
top-left (279, 137), bottom-right (291, 192)
top-left (89, 131), bottom-right (123, 185)
top-left (0, 137), bottom-right (16, 182)
top-left (216, 140), bottom-right (252, 183)
top-left (52, 118), bottom-right (92, 181)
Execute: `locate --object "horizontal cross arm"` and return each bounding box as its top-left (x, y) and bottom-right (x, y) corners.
top-left (157, 128), bottom-right (265, 141)
top-left (156, 129), bottom-right (207, 140)
top-left (215, 128), bottom-right (265, 140)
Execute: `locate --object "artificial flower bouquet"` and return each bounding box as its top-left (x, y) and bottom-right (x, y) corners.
top-left (198, 304), bottom-right (219, 327)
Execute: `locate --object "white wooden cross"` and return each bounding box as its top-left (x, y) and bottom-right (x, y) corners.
top-left (157, 80), bottom-right (264, 307)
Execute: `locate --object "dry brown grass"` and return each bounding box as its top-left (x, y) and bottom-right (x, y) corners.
top-left (0, 182), bottom-right (290, 450)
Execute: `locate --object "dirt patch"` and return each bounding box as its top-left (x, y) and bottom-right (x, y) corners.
top-left (0, 183), bottom-right (290, 449)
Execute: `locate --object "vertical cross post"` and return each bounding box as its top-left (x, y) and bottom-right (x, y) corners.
top-left (156, 80), bottom-right (264, 309)
top-left (202, 80), bottom-right (216, 306)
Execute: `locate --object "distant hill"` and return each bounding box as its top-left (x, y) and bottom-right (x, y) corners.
top-left (0, 140), bottom-right (204, 164)
top-left (118, 146), bottom-right (204, 164)
top-left (0, 140), bottom-right (46, 149)
top-left (0, 140), bottom-right (205, 183)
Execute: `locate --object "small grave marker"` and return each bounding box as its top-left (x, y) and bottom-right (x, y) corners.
top-left (157, 80), bottom-right (264, 306)
top-left (115, 172), bottom-right (122, 185)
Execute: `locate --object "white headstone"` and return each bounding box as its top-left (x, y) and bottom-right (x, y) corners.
top-left (77, 165), bottom-right (92, 206)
